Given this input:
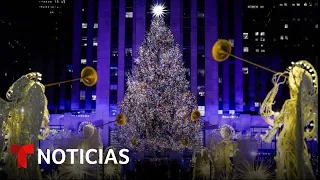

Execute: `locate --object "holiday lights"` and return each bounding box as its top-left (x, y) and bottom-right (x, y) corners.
top-left (116, 15), bottom-right (200, 152)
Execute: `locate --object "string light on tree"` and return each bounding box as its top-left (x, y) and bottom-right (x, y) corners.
top-left (151, 3), bottom-right (167, 17)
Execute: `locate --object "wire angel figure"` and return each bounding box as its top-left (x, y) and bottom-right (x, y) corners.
top-left (0, 72), bottom-right (50, 180)
top-left (260, 60), bottom-right (318, 179)
top-left (192, 148), bottom-right (214, 180)
top-left (207, 124), bottom-right (238, 177)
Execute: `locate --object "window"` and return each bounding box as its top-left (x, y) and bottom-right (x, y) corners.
top-left (284, 3), bottom-right (287, 6)
top-left (243, 33), bottom-right (248, 39)
top-left (255, 102), bottom-right (260, 107)
top-left (285, 35), bottom-right (288, 40)
top-left (297, 3), bottom-right (300, 6)
top-left (109, 105), bottom-right (118, 116)
top-left (94, 23), bottom-right (98, 28)
top-left (218, 78), bottom-right (222, 83)
top-left (197, 12), bottom-right (204, 18)
top-left (197, 86), bottom-right (205, 96)
top-left (198, 106), bottom-right (205, 116)
top-left (112, 50), bottom-right (118, 56)
top-left (228, 39), bottom-right (234, 47)
top-left (125, 48), bottom-right (132, 56)
top-left (229, 110), bottom-right (235, 114)
top-left (198, 69), bottom-right (205, 76)
top-left (284, 24), bottom-right (288, 28)
top-left (316, 24), bottom-right (318, 28)
top-left (243, 47), bottom-right (249, 52)
top-left (260, 32), bottom-right (265, 36)
top-left (80, 91), bottom-right (85, 100)
top-left (81, 59), bottom-right (87, 64)
top-left (218, 110), bottom-right (223, 115)
top-left (255, 32), bottom-right (259, 36)
top-left (125, 12), bottom-right (133, 18)
top-left (255, 49), bottom-right (260, 52)
top-left (292, 3), bottom-right (295, 6)
top-left (261, 49), bottom-right (265, 52)
top-left (92, 95), bottom-right (96, 101)
top-left (260, 5), bottom-right (264, 8)
top-left (242, 67), bottom-right (249, 74)
top-left (93, 37), bottom-right (98, 46)
top-left (260, 37), bottom-right (265, 41)
top-left (110, 85), bottom-right (118, 90)
top-left (304, 3), bottom-right (307, 6)
top-left (82, 23), bottom-right (87, 28)
top-left (280, 35), bottom-right (284, 40)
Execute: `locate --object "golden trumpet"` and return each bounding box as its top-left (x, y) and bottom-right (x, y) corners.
top-left (212, 39), bottom-right (287, 77)
top-left (44, 66), bottom-right (98, 87)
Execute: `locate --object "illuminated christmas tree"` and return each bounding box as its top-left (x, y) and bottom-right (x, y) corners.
top-left (115, 4), bottom-right (201, 152)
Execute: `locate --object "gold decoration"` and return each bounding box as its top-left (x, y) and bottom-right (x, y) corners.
top-left (131, 138), bottom-right (138, 146)
top-left (81, 66), bottom-right (98, 87)
top-left (116, 113), bottom-right (127, 125)
top-left (211, 39), bottom-right (232, 62)
top-left (191, 110), bottom-right (201, 121)
top-left (180, 139), bottom-right (188, 146)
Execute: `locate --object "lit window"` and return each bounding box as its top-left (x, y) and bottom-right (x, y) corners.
top-left (218, 78), bottom-right (222, 83)
top-left (185, 68), bottom-right (191, 76)
top-left (255, 102), bottom-right (260, 107)
top-left (279, 3), bottom-right (283, 6)
top-left (112, 50), bottom-right (118, 56)
top-left (260, 32), bottom-right (265, 36)
top-left (94, 23), bottom-right (98, 28)
top-left (260, 5), bottom-right (264, 8)
top-left (255, 32), bottom-right (259, 36)
top-left (315, 24), bottom-right (318, 28)
top-left (255, 49), bottom-right (260, 52)
top-left (92, 95), bottom-right (96, 101)
top-left (229, 110), bottom-right (235, 114)
top-left (125, 48), bottom-right (132, 56)
top-left (198, 106), bottom-right (205, 116)
top-left (110, 85), bottom-right (118, 90)
top-left (242, 67), bottom-right (249, 74)
top-left (109, 105), bottom-right (118, 116)
top-left (255, 38), bottom-right (259, 41)
top-left (228, 39), bottom-right (234, 47)
top-left (198, 69), bottom-right (205, 76)
top-left (284, 24), bottom-right (288, 28)
top-left (304, 3), bottom-right (307, 6)
top-left (218, 110), bottom-right (223, 115)
top-left (243, 33), bottom-right (249, 39)
top-left (197, 12), bottom-right (204, 18)
top-left (297, 3), bottom-right (300, 6)
top-left (81, 59), bottom-right (87, 64)
top-left (243, 47), bottom-right (249, 52)
top-left (261, 44), bottom-right (264, 47)
top-left (125, 12), bottom-right (133, 18)
top-left (309, 2), bottom-right (312, 6)
top-left (82, 23), bottom-right (87, 28)
top-left (93, 37), bottom-right (98, 46)
top-left (280, 35), bottom-right (284, 40)
top-left (285, 35), bottom-right (288, 40)
top-left (260, 37), bottom-right (265, 41)
top-left (292, 3), bottom-right (295, 6)
top-left (5, 72), bottom-right (7, 76)
top-left (197, 86), bottom-right (205, 97)
top-left (261, 49), bottom-right (265, 52)
top-left (80, 91), bottom-right (85, 100)
top-left (284, 3), bottom-right (287, 6)
top-left (297, 18), bottom-right (300, 21)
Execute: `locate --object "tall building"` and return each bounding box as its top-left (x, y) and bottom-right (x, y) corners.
top-left (37, 0), bottom-right (74, 113)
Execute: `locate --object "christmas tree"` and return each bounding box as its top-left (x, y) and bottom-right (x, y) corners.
top-left (116, 5), bottom-right (201, 152)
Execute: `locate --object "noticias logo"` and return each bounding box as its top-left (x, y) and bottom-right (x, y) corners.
top-left (10, 144), bottom-right (130, 168)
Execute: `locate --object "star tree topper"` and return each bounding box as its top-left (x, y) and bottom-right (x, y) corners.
top-left (151, 3), bottom-right (167, 18)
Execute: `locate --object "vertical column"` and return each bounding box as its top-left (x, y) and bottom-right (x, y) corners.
top-left (190, 0), bottom-right (197, 95)
top-left (118, 0), bottom-right (125, 102)
top-left (222, 0), bottom-right (229, 111)
top-left (133, 0), bottom-right (146, 64)
top-left (205, 0), bottom-right (219, 125)
top-left (234, 0), bottom-right (243, 112)
top-left (249, 65), bottom-right (255, 111)
top-left (170, 0), bottom-right (182, 46)
top-left (97, 0), bottom-right (111, 146)
top-left (71, 0), bottom-right (82, 111)
top-left (153, 0), bottom-right (163, 4)
top-left (85, 0), bottom-right (94, 110)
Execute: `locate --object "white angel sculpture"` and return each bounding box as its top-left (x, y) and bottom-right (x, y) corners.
top-left (260, 60), bottom-right (318, 179)
top-left (0, 72), bottom-right (50, 179)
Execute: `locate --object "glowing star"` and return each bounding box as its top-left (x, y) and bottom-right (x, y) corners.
top-left (151, 3), bottom-right (166, 17)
